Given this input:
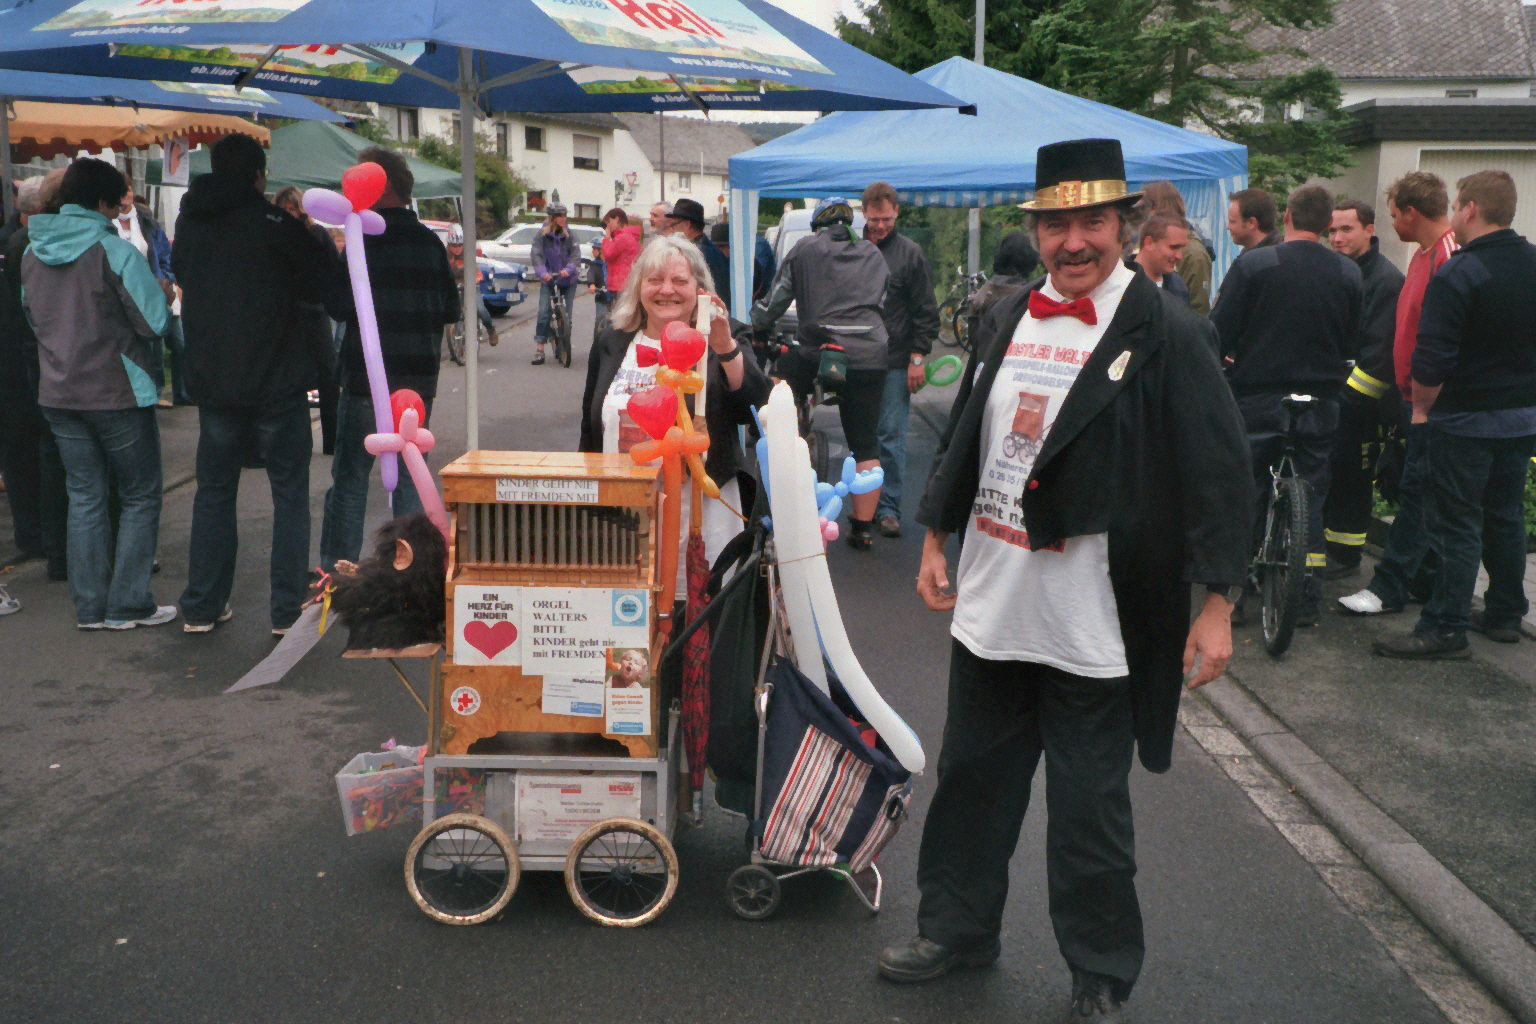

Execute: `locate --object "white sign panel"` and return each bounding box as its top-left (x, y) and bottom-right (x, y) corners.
top-left (540, 676), bottom-right (605, 718)
top-left (452, 585), bottom-right (521, 666)
top-left (495, 477), bottom-right (599, 504)
top-left (521, 588), bottom-right (649, 673)
top-left (515, 772), bottom-right (642, 845)
top-left (606, 685), bottom-right (652, 736)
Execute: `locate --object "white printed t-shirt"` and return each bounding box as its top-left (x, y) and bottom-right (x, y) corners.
top-left (950, 261), bottom-right (1134, 677)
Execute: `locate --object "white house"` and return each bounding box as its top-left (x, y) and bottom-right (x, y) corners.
top-left (612, 113), bottom-right (759, 222)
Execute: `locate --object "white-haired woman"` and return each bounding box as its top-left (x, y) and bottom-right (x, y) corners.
top-left (579, 234), bottom-right (768, 574)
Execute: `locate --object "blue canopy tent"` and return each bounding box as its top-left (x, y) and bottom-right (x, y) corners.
top-left (727, 58), bottom-right (1250, 315)
top-left (0, 0), bottom-right (962, 446)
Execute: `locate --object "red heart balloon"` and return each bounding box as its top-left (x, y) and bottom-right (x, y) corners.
top-left (660, 321), bottom-right (707, 371)
top-left (341, 162), bottom-right (387, 213)
top-left (391, 389), bottom-right (426, 431)
top-left (627, 385), bottom-right (679, 441)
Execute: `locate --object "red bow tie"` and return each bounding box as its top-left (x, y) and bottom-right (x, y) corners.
top-left (636, 344), bottom-right (661, 367)
top-left (1028, 290), bottom-right (1097, 325)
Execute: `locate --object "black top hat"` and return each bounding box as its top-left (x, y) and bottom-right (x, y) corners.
top-left (667, 198), bottom-right (707, 227)
top-left (1020, 138), bottom-right (1141, 211)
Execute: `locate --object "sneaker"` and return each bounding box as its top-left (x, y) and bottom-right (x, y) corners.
top-left (531, 351), bottom-right (546, 365)
top-left (105, 605), bottom-right (178, 630)
top-left (184, 604), bottom-right (233, 633)
top-left (78, 621), bottom-right (107, 631)
top-left (1470, 610), bottom-right (1522, 644)
top-left (1337, 588), bottom-right (1403, 616)
top-left (1372, 629), bottom-right (1471, 660)
top-left (272, 627), bottom-right (290, 639)
top-left (0, 585), bottom-right (18, 616)
top-left (876, 515), bottom-right (902, 538)
top-left (487, 330), bottom-right (499, 347)
top-left (1069, 970), bottom-right (1127, 1023)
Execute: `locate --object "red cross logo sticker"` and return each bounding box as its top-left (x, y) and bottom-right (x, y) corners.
top-left (449, 686), bottom-right (481, 716)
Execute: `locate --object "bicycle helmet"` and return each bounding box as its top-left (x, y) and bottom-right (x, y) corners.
top-left (546, 202), bottom-right (568, 218)
top-left (811, 196), bottom-right (854, 230)
top-left (444, 224), bottom-right (463, 246)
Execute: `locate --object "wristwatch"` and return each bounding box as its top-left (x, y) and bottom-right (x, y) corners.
top-left (1206, 584), bottom-right (1243, 604)
top-left (910, 355), bottom-right (925, 366)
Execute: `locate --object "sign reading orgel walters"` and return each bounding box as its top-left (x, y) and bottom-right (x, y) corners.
top-left (522, 587), bottom-right (649, 672)
top-left (453, 585), bottom-right (522, 666)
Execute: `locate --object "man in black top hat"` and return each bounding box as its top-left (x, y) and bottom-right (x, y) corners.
top-left (666, 197), bottom-right (730, 311)
top-left (880, 138), bottom-right (1252, 1022)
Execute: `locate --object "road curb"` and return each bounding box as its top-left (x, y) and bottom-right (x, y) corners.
top-left (1197, 674), bottom-right (1536, 1024)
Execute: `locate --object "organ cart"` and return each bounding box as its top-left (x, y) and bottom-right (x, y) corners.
top-left (400, 450), bottom-right (685, 928)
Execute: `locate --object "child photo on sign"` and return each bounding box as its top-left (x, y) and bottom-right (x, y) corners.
top-left (607, 647), bottom-right (651, 689)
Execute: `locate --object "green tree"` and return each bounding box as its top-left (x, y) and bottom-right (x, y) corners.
top-left (838, 0), bottom-right (1350, 193)
top-left (412, 129), bottom-right (529, 236)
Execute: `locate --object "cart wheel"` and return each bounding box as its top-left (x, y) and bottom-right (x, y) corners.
top-left (405, 813), bottom-right (520, 925)
top-left (564, 817), bottom-right (679, 927)
top-left (727, 864), bottom-right (781, 920)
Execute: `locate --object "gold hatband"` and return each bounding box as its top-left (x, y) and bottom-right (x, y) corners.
top-left (1024, 179), bottom-right (1134, 209)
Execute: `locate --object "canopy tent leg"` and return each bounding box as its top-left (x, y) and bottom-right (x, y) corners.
top-left (728, 187), bottom-right (758, 322)
top-left (1, 96), bottom-right (14, 226)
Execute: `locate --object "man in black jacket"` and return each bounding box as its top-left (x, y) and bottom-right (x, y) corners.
top-left (878, 139), bottom-right (1251, 1023)
top-left (1211, 183), bottom-right (1363, 622)
top-left (319, 147), bottom-right (459, 574)
top-left (862, 181), bottom-right (938, 539)
top-left (174, 133), bottom-right (334, 635)
top-left (1323, 199), bottom-right (1405, 578)
top-left (1375, 170), bottom-right (1536, 659)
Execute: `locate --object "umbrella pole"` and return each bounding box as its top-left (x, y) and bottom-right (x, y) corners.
top-left (1, 96), bottom-right (14, 226)
top-left (459, 48), bottom-right (480, 452)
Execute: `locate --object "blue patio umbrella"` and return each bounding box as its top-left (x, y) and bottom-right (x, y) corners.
top-left (0, 69), bottom-right (345, 121)
top-left (0, 0), bottom-right (964, 445)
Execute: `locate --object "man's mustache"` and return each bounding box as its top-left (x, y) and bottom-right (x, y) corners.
top-left (1052, 245), bottom-right (1105, 268)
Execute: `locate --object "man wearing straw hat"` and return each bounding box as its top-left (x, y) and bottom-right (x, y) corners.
top-left (881, 139), bottom-right (1252, 1022)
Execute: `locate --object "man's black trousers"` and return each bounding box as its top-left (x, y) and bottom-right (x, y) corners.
top-left (1323, 391), bottom-right (1394, 567)
top-left (915, 639), bottom-right (1142, 999)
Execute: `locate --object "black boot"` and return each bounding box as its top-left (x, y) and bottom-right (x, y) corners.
top-left (847, 517), bottom-right (873, 551)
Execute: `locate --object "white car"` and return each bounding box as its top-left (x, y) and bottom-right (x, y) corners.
top-left (483, 222), bottom-right (602, 283)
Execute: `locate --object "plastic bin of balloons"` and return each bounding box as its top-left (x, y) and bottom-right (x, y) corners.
top-left (335, 744), bottom-right (485, 836)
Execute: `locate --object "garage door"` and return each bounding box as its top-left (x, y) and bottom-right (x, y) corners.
top-left (1419, 148), bottom-right (1536, 240)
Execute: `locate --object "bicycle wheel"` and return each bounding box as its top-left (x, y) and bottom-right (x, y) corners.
top-left (951, 303), bottom-right (972, 353)
top-left (443, 322), bottom-right (466, 366)
top-left (1259, 474), bottom-right (1308, 656)
top-left (564, 817), bottom-right (678, 927)
top-left (554, 299), bottom-right (573, 367)
top-left (405, 813), bottom-right (520, 925)
top-left (937, 294), bottom-right (963, 347)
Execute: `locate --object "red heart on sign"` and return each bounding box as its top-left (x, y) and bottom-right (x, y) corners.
top-left (341, 161), bottom-right (387, 213)
top-left (463, 620), bottom-right (518, 659)
top-left (660, 321), bottom-right (707, 371)
top-left (626, 385), bottom-right (679, 441)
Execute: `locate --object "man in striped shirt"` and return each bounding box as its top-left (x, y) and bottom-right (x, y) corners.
top-left (1339, 172), bottom-right (1458, 617)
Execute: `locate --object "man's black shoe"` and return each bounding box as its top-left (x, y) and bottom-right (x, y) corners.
top-left (1069, 969), bottom-right (1127, 1022)
top-left (1296, 600), bottom-right (1319, 627)
top-left (1324, 556), bottom-right (1360, 580)
top-left (1372, 629), bottom-right (1471, 660)
top-left (877, 936), bottom-right (1000, 983)
top-left (1470, 610), bottom-right (1523, 644)
top-left (876, 515), bottom-right (902, 538)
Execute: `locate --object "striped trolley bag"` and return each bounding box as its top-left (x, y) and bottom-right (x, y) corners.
top-left (756, 655), bottom-right (913, 875)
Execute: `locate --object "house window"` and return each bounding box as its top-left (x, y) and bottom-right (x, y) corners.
top-left (573, 133), bottom-right (600, 171)
top-left (393, 107), bottom-right (418, 142)
top-left (575, 203), bottom-right (601, 220)
top-left (496, 123), bottom-right (509, 159)
top-left (676, 171), bottom-right (692, 191)
top-left (451, 117), bottom-right (461, 144)
top-left (527, 190), bottom-right (546, 211)
top-left (525, 126), bottom-right (545, 152)
top-left (1446, 88), bottom-right (1478, 99)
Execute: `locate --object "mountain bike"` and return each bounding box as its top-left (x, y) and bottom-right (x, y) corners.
top-left (937, 267), bottom-right (987, 353)
top-left (442, 301), bottom-right (491, 367)
top-left (549, 287), bottom-right (573, 368)
top-left (1252, 394), bottom-right (1316, 657)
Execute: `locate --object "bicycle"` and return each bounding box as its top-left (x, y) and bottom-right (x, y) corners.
top-left (442, 292), bottom-right (491, 367)
top-left (548, 287), bottom-right (573, 368)
top-left (936, 267), bottom-right (987, 353)
top-left (1250, 394), bottom-right (1316, 657)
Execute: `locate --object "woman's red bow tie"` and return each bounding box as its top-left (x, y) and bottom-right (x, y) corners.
top-left (1028, 291), bottom-right (1097, 325)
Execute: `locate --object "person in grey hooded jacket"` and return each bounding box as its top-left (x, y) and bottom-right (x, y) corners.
top-left (21, 158), bottom-right (173, 630)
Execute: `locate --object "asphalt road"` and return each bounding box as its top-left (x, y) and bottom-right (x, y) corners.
top-left (0, 297), bottom-right (1480, 1023)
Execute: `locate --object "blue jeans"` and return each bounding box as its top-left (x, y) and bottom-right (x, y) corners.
top-left (1418, 427), bottom-right (1536, 635)
top-left (535, 279), bottom-right (578, 345)
top-left (180, 400), bottom-right (312, 629)
top-left (42, 406), bottom-right (162, 625)
top-left (319, 390), bottom-right (430, 572)
top-left (164, 315), bottom-right (191, 404)
top-left (876, 367), bottom-right (911, 521)
top-left (1368, 411), bottom-right (1434, 607)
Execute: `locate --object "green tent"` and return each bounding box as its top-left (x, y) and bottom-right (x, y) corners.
top-left (187, 119), bottom-right (461, 199)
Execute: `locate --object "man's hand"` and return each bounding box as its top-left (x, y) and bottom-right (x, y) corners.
top-left (540, 273), bottom-right (552, 283)
top-left (159, 279), bottom-right (176, 305)
top-left (907, 361), bottom-right (926, 392)
top-left (916, 530), bottom-right (956, 611)
top-left (1183, 592), bottom-right (1234, 688)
